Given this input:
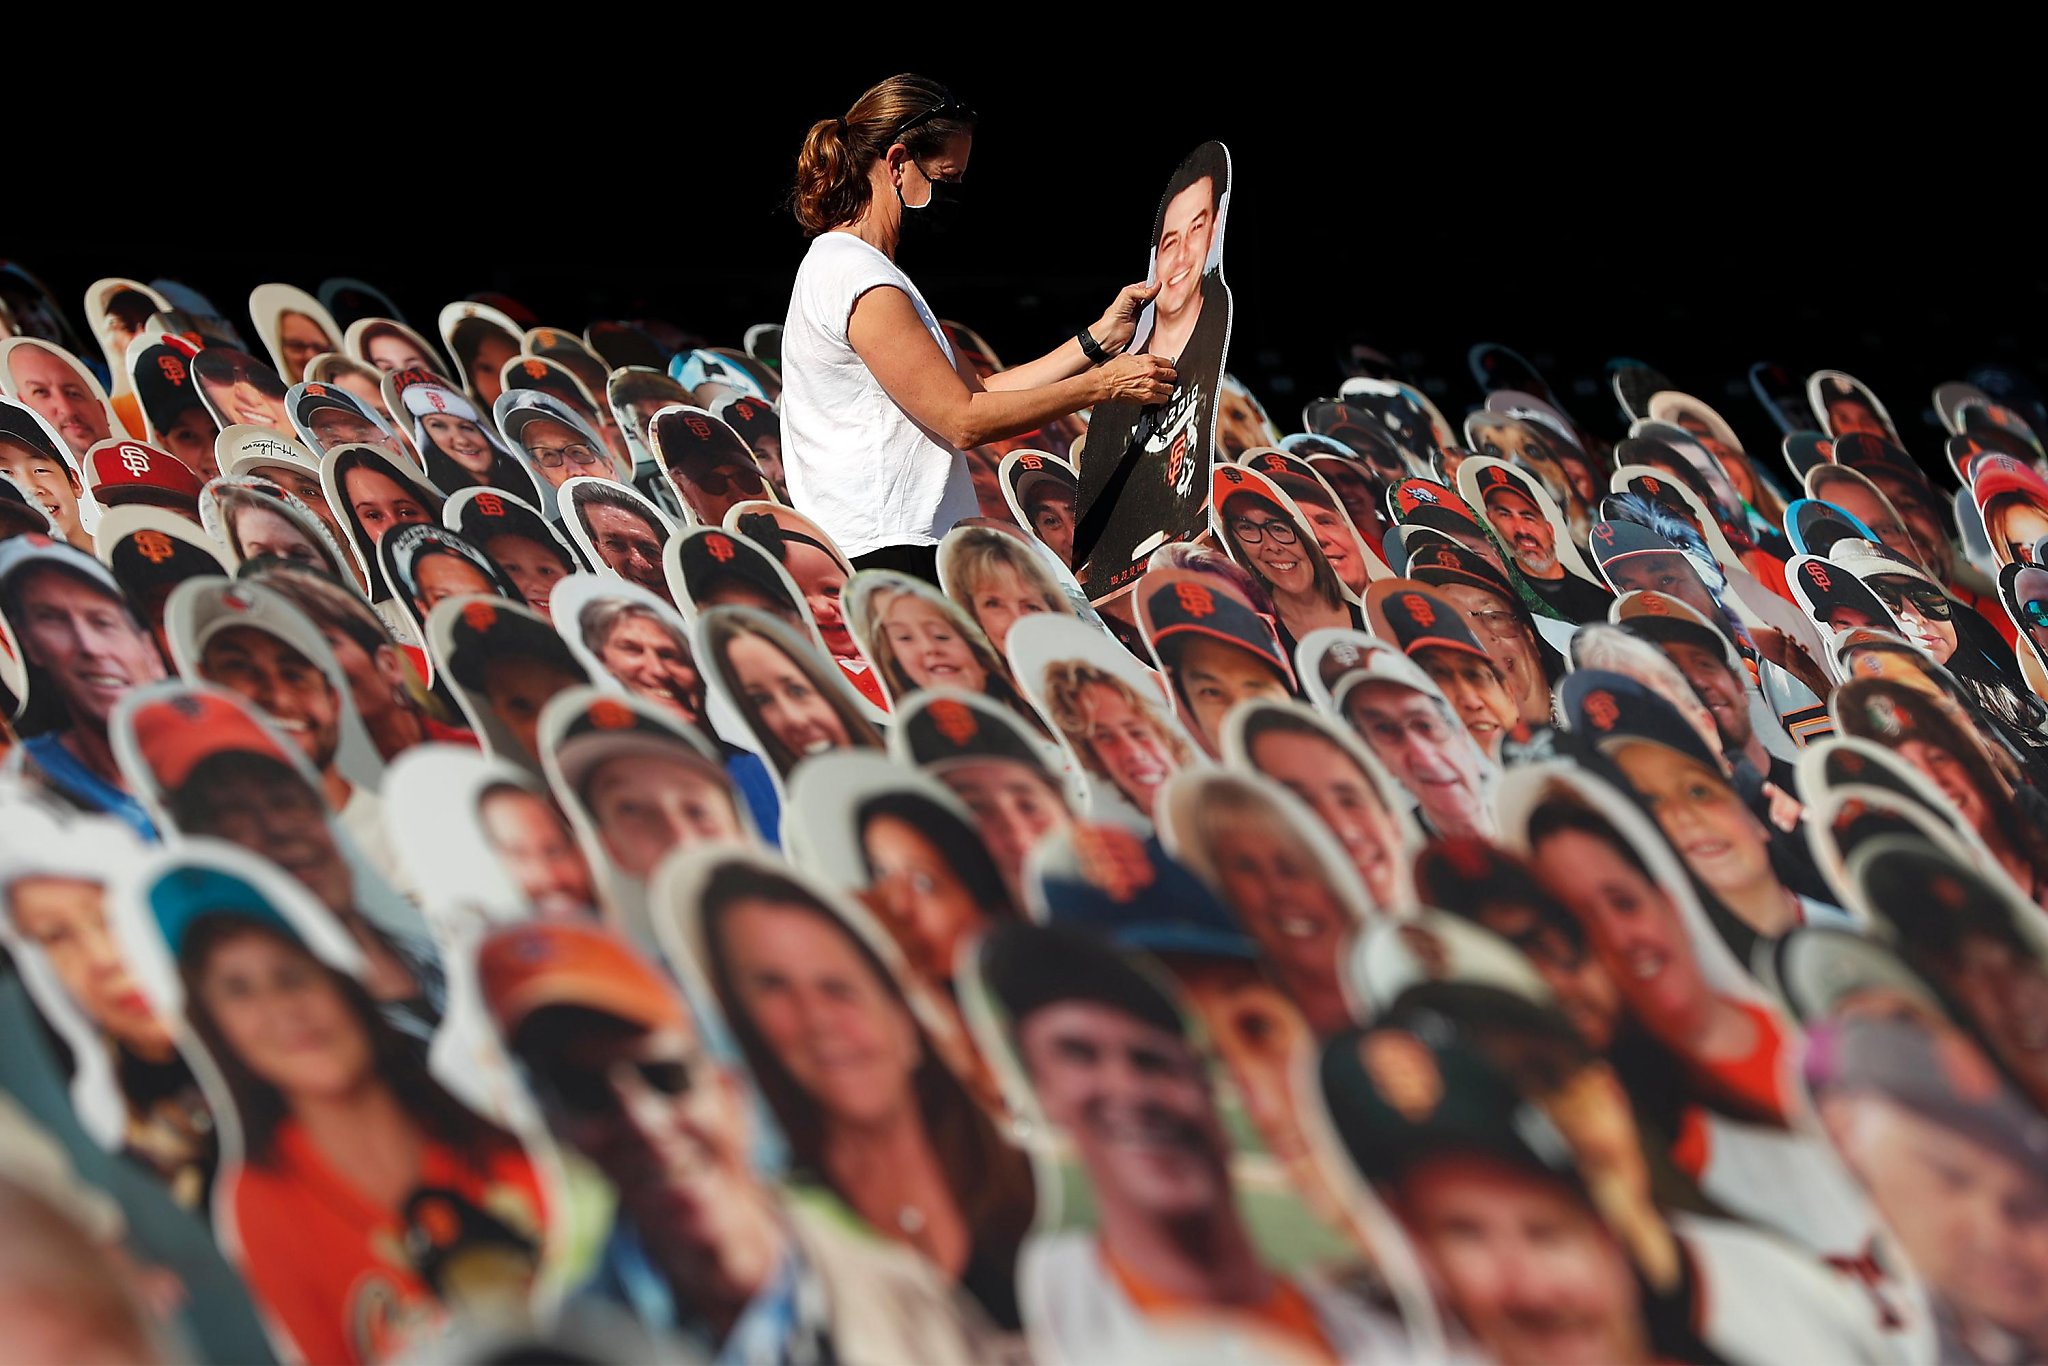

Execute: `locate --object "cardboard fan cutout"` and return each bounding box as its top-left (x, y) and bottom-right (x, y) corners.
top-left (94, 504), bottom-right (230, 653)
top-left (126, 337), bottom-right (220, 483)
top-left (84, 278), bottom-right (176, 406)
top-left (1611, 358), bottom-right (1677, 423)
top-left (557, 474), bottom-right (677, 602)
top-left (286, 378), bottom-right (409, 466)
top-left (377, 522), bottom-right (520, 645)
top-left (1005, 611), bottom-right (1199, 827)
top-left (345, 316), bottom-right (452, 383)
top-left (585, 319), bottom-right (669, 371)
top-left (1072, 142), bottom-right (1233, 599)
top-left (318, 277), bottom-right (406, 329)
top-left (188, 347), bottom-right (292, 437)
top-left (444, 485), bottom-right (583, 620)
top-left (0, 395), bottom-right (101, 550)
top-left (437, 301), bottom-right (524, 409)
top-left (648, 404), bottom-right (775, 526)
top-left (1808, 369), bottom-right (1900, 443)
top-left (0, 337), bottom-right (120, 465)
top-left (247, 284), bottom-right (343, 385)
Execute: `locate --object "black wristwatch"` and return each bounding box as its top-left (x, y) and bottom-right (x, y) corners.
top-left (1076, 326), bottom-right (1111, 366)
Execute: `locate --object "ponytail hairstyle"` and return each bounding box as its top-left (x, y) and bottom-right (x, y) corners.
top-left (791, 74), bottom-right (976, 236)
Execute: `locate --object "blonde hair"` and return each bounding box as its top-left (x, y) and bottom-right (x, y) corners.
top-left (1175, 774), bottom-right (1326, 893)
top-left (791, 74), bottom-right (975, 236)
top-left (945, 527), bottom-right (1067, 616)
top-left (1041, 661), bottom-right (1193, 779)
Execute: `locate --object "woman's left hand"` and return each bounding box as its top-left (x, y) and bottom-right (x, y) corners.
top-left (1093, 280), bottom-right (1159, 356)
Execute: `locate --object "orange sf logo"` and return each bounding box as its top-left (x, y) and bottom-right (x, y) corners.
top-left (1642, 476), bottom-right (1661, 495)
top-left (1401, 593), bottom-right (1434, 627)
top-left (474, 493), bottom-right (504, 517)
top-left (1019, 454), bottom-right (1042, 470)
top-left (522, 360), bottom-right (546, 379)
top-left (684, 416), bottom-right (712, 439)
top-left (1074, 823), bottom-right (1154, 903)
top-left (1593, 523), bottom-right (1615, 544)
top-left (1584, 689), bottom-right (1620, 731)
top-left (1175, 582), bottom-right (1215, 618)
top-left (1360, 1031), bottom-right (1442, 1122)
top-left (930, 698), bottom-right (978, 745)
top-left (462, 600), bottom-right (498, 631)
top-left (157, 356), bottom-right (187, 386)
top-left (134, 530), bottom-right (175, 563)
top-left (1808, 565), bottom-right (1833, 592)
top-left (706, 535), bottom-right (736, 563)
top-left (306, 383), bottom-right (326, 397)
top-left (589, 698), bottom-right (635, 729)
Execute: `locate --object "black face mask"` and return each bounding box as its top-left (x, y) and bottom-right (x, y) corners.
top-left (896, 161), bottom-right (964, 238)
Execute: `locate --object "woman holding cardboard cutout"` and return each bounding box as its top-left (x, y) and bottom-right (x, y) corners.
top-left (784, 74), bottom-right (1173, 579)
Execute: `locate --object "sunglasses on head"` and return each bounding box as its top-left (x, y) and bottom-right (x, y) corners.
top-left (891, 95), bottom-right (975, 145)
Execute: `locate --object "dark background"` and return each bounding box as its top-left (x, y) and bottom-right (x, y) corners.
top-left (11, 58), bottom-right (2038, 483)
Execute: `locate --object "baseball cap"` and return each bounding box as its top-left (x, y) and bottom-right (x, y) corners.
top-left (1804, 1012), bottom-right (2048, 1173)
top-left (1970, 455), bottom-right (2048, 509)
top-left (147, 862), bottom-right (300, 962)
top-left (676, 528), bottom-right (791, 606)
top-left (1791, 555), bottom-right (1891, 626)
top-left (670, 349), bottom-right (766, 401)
top-left (1318, 1023), bottom-right (1578, 1189)
top-left (178, 579), bottom-right (331, 669)
top-left (552, 695), bottom-right (726, 799)
top-left (897, 691), bottom-right (1058, 779)
top-left (1613, 590), bottom-right (1739, 666)
top-left (978, 920), bottom-right (1184, 1037)
top-left (1470, 461), bottom-right (1542, 510)
top-left (1787, 497), bottom-right (1874, 558)
top-left (127, 687), bottom-right (294, 791)
top-left (0, 533), bottom-right (123, 604)
top-left (1350, 911), bottom-right (1553, 1022)
top-left (1405, 538), bottom-right (1516, 600)
top-left (85, 439), bottom-right (203, 507)
top-left (0, 397), bottom-right (68, 464)
top-left (108, 523), bottom-right (226, 589)
top-left (495, 389), bottom-right (605, 458)
top-left (1035, 820), bottom-right (1256, 958)
top-left (1585, 518), bottom-right (1689, 580)
top-left (452, 488), bottom-right (573, 562)
top-left (1004, 450), bottom-right (1076, 509)
top-left (1142, 571), bottom-right (1292, 684)
top-left (652, 407), bottom-right (755, 472)
top-left (477, 920), bottom-right (686, 1040)
top-left (290, 382), bottom-right (372, 426)
top-left (1772, 927), bottom-right (1943, 1025)
top-left (1367, 580), bottom-right (1491, 666)
top-left (1830, 432), bottom-right (1926, 484)
top-left (446, 599), bottom-right (585, 692)
top-left (1324, 636), bottom-right (1440, 716)
top-left (1562, 668), bottom-right (1721, 772)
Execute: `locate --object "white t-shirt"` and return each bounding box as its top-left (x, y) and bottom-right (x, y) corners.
top-left (780, 232), bottom-right (979, 557)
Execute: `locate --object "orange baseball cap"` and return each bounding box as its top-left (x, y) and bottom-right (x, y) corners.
top-left (129, 689), bottom-right (294, 791)
top-left (477, 921), bottom-right (686, 1041)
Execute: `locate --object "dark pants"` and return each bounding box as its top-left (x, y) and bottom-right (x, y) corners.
top-left (850, 542), bottom-right (942, 587)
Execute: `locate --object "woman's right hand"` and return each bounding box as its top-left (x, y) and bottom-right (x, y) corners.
top-left (1095, 352), bottom-right (1176, 407)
